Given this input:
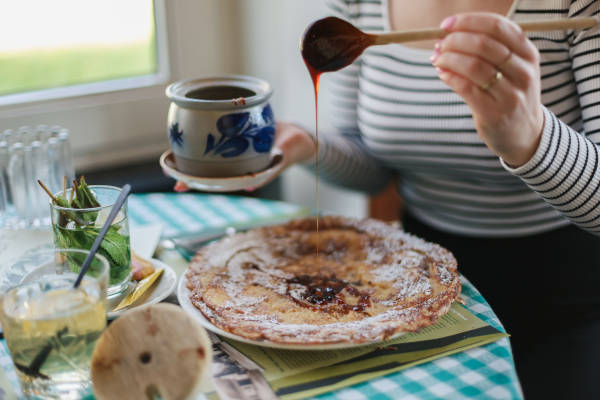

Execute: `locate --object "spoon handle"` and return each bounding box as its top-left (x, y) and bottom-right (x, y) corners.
top-left (373, 16), bottom-right (598, 45)
top-left (73, 184), bottom-right (132, 288)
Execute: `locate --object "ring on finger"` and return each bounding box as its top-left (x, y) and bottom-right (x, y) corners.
top-left (481, 71), bottom-right (503, 91)
top-left (497, 52), bottom-right (513, 71)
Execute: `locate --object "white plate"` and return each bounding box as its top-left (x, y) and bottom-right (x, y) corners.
top-left (160, 149), bottom-right (284, 193)
top-left (13, 256), bottom-right (176, 320)
top-left (177, 268), bottom-right (403, 350)
top-left (107, 259), bottom-right (177, 319)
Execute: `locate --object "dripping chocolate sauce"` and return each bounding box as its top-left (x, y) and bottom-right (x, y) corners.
top-left (301, 17), bottom-right (375, 256)
top-left (286, 274), bottom-right (371, 314)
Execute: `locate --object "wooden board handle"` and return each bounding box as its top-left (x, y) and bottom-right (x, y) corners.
top-left (373, 16), bottom-right (598, 45)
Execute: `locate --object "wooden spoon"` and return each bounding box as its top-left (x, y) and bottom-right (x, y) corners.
top-left (301, 16), bottom-right (598, 74)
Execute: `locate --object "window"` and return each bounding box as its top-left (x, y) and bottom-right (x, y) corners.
top-left (0, 0), bottom-right (175, 170)
top-left (0, 0), bottom-right (166, 105)
top-left (0, 1), bottom-right (283, 172)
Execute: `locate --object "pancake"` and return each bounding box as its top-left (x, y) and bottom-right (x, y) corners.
top-left (186, 216), bottom-right (460, 345)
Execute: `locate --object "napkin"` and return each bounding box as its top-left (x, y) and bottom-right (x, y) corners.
top-left (113, 268), bottom-right (165, 311)
top-left (130, 223), bottom-right (163, 259)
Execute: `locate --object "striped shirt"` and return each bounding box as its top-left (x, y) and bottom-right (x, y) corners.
top-left (313, 0), bottom-right (600, 237)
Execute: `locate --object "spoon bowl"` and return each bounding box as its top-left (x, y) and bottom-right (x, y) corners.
top-left (301, 16), bottom-right (375, 73)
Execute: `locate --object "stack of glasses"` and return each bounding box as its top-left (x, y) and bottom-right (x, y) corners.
top-left (0, 125), bottom-right (75, 228)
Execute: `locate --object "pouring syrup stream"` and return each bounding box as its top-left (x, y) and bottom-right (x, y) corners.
top-left (301, 16), bottom-right (374, 255)
top-left (308, 64), bottom-right (321, 255)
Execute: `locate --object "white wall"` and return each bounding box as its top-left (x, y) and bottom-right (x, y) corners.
top-left (237, 0), bottom-right (368, 218)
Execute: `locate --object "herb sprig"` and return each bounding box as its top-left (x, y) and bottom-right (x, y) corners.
top-left (38, 177), bottom-right (130, 284)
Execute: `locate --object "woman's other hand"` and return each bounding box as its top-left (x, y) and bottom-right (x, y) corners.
top-left (246, 121), bottom-right (316, 190)
top-left (431, 12), bottom-right (544, 167)
top-left (246, 121), bottom-right (315, 192)
top-left (274, 121), bottom-right (316, 167)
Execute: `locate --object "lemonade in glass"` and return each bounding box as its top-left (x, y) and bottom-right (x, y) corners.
top-left (0, 249), bottom-right (108, 399)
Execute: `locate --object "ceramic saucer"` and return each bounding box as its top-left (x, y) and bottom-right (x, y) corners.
top-left (159, 149), bottom-right (284, 192)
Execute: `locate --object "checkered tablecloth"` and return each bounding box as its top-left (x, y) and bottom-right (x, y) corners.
top-left (312, 278), bottom-right (522, 400)
top-left (127, 193), bottom-right (309, 237)
top-left (0, 193), bottom-right (523, 399)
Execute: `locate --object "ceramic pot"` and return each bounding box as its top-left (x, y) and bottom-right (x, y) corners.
top-left (165, 75), bottom-right (275, 177)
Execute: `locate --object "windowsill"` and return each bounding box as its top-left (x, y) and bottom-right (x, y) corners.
top-left (0, 73), bottom-right (169, 108)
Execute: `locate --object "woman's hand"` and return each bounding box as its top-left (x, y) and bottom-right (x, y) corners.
top-left (273, 121), bottom-right (316, 168)
top-left (430, 12), bottom-right (544, 167)
top-left (243, 121), bottom-right (315, 190)
top-left (171, 122), bottom-right (315, 192)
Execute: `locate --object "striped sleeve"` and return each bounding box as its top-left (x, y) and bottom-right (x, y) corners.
top-left (303, 0), bottom-right (393, 194)
top-left (502, 0), bottom-right (600, 234)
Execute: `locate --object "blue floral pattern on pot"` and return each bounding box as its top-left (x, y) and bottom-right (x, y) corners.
top-left (169, 122), bottom-right (184, 147)
top-left (204, 104), bottom-right (275, 158)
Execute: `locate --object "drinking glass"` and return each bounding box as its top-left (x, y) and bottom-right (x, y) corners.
top-left (50, 185), bottom-right (132, 298)
top-left (0, 249), bottom-right (109, 399)
top-left (0, 124), bottom-right (74, 228)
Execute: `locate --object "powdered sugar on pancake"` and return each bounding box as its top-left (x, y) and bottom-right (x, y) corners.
top-left (186, 216), bottom-right (460, 344)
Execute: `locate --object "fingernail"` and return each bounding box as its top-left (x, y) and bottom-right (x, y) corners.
top-left (434, 39), bottom-right (443, 50)
top-left (174, 181), bottom-right (189, 192)
top-left (440, 15), bottom-right (456, 31)
top-left (245, 186), bottom-right (256, 192)
top-left (436, 66), bottom-right (448, 75)
top-left (429, 49), bottom-right (440, 63)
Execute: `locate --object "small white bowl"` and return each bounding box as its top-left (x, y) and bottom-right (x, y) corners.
top-left (107, 259), bottom-right (177, 319)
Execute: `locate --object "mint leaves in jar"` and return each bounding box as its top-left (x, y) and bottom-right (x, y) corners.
top-left (40, 177), bottom-right (132, 295)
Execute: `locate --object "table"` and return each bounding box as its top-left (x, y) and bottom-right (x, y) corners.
top-left (0, 193), bottom-right (523, 399)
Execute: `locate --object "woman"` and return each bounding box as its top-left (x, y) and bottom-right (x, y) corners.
top-left (272, 0), bottom-right (600, 398)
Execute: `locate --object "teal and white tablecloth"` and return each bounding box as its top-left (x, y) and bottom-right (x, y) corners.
top-left (127, 193), bottom-right (309, 238)
top-left (316, 279), bottom-right (522, 400)
top-left (0, 193), bottom-right (523, 399)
